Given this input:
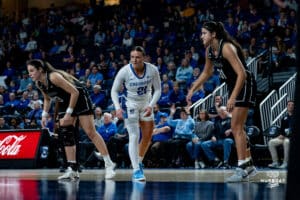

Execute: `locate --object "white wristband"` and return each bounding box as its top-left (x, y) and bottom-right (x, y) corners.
top-left (66, 107), bottom-right (73, 114)
top-left (42, 111), bottom-right (48, 118)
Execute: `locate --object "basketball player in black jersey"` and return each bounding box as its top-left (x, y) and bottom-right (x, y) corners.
top-left (27, 59), bottom-right (116, 180)
top-left (186, 21), bottom-right (257, 182)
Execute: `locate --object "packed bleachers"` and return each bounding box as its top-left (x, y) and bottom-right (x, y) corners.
top-left (0, 0), bottom-right (297, 169)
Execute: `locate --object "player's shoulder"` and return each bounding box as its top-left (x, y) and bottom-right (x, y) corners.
top-left (221, 41), bottom-right (236, 53)
top-left (145, 62), bottom-right (159, 73)
top-left (48, 71), bottom-right (64, 82)
top-left (118, 64), bottom-right (131, 73)
top-left (145, 62), bottom-right (156, 68)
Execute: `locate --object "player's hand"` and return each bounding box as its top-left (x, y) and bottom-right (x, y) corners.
top-left (226, 98), bottom-right (236, 113)
top-left (60, 114), bottom-right (74, 126)
top-left (41, 117), bottom-right (47, 128)
top-left (143, 106), bottom-right (152, 117)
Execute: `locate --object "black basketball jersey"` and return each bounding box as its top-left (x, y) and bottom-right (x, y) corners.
top-left (207, 39), bottom-right (256, 107)
top-left (208, 39), bottom-right (250, 89)
top-left (37, 72), bottom-right (93, 115)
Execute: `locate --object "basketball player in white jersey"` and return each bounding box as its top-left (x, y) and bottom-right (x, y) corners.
top-left (111, 46), bottom-right (161, 181)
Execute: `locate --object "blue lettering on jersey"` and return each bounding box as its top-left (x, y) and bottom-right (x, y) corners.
top-left (129, 79), bottom-right (152, 87)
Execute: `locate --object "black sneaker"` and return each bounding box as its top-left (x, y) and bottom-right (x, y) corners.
top-left (213, 158), bottom-right (223, 168)
top-left (221, 162), bottom-right (231, 169)
top-left (59, 166), bottom-right (66, 173)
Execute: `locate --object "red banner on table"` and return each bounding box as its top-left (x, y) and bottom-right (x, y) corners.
top-left (0, 130), bottom-right (41, 159)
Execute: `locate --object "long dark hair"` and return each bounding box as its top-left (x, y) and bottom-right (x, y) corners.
top-left (202, 21), bottom-right (245, 59)
top-left (27, 59), bottom-right (78, 83)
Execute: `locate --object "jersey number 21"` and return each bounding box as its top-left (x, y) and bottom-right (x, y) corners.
top-left (137, 86), bottom-right (147, 95)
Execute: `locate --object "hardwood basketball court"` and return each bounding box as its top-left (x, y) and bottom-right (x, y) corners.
top-left (0, 168), bottom-right (286, 199)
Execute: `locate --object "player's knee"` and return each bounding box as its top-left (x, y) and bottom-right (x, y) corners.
top-left (142, 133), bottom-right (152, 141)
top-left (58, 125), bottom-right (76, 146)
top-left (284, 139), bottom-right (290, 145)
top-left (231, 127), bottom-right (243, 136)
top-left (84, 128), bottom-right (97, 141)
top-left (126, 121), bottom-right (139, 135)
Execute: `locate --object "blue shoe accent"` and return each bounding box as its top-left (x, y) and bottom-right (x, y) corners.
top-left (132, 169), bottom-right (146, 181)
top-left (139, 163), bottom-right (144, 173)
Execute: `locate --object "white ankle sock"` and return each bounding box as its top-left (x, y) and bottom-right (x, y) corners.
top-left (238, 159), bottom-right (247, 166)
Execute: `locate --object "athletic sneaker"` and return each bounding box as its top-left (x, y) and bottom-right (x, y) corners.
top-left (105, 163), bottom-right (116, 179)
top-left (194, 161), bottom-right (200, 169)
top-left (212, 158), bottom-right (222, 168)
top-left (58, 167), bottom-right (79, 181)
top-left (226, 159), bottom-right (257, 182)
top-left (132, 169), bottom-right (146, 181)
top-left (245, 165), bottom-right (257, 177)
top-left (139, 163), bottom-right (144, 173)
top-left (220, 161), bottom-right (231, 169)
top-left (94, 151), bottom-right (104, 160)
top-left (268, 162), bottom-right (280, 169)
top-left (278, 162), bottom-right (287, 169)
top-left (225, 167), bottom-right (248, 182)
top-left (199, 161), bottom-right (206, 169)
top-left (241, 159), bottom-right (257, 177)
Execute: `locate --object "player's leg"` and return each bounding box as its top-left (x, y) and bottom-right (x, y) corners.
top-left (126, 118), bottom-right (146, 181)
top-left (139, 120), bottom-right (154, 163)
top-left (79, 115), bottom-right (116, 179)
top-left (57, 121), bottom-right (80, 180)
top-left (226, 107), bottom-right (256, 182)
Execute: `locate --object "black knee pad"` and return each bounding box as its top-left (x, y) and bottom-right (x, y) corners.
top-left (58, 125), bottom-right (76, 146)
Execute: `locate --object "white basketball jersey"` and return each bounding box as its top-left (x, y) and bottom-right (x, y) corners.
top-left (111, 62), bottom-right (161, 110)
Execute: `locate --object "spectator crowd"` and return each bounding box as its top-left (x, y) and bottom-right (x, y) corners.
top-left (0, 0), bottom-right (297, 169)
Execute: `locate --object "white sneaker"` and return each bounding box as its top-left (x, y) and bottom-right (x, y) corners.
top-left (225, 168), bottom-right (248, 183)
top-left (268, 162), bottom-right (279, 169)
top-left (279, 162), bottom-right (287, 169)
top-left (199, 161), bottom-right (206, 169)
top-left (194, 161), bottom-right (200, 169)
top-left (105, 163), bottom-right (116, 179)
top-left (58, 167), bottom-right (79, 181)
top-left (94, 151), bottom-right (103, 160)
top-left (245, 165), bottom-right (257, 177)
